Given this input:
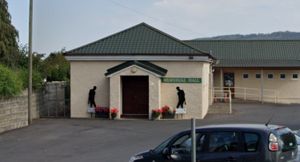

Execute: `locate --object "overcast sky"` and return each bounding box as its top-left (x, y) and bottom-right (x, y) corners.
top-left (7, 0), bottom-right (300, 54)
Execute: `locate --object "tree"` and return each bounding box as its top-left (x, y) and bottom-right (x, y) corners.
top-left (42, 50), bottom-right (70, 82)
top-left (16, 45), bottom-right (44, 90)
top-left (0, 0), bottom-right (19, 67)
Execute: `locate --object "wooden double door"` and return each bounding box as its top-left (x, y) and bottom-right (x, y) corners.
top-left (121, 76), bottom-right (149, 118)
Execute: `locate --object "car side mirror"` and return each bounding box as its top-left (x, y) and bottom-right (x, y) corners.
top-left (162, 148), bottom-right (170, 155)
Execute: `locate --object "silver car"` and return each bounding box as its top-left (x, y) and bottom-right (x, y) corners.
top-left (293, 130), bottom-right (300, 162)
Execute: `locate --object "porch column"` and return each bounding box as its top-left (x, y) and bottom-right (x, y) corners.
top-left (210, 66), bottom-right (214, 105)
top-left (260, 69), bottom-right (264, 103)
top-left (220, 68), bottom-right (224, 96)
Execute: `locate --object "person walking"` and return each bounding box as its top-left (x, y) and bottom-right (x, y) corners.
top-left (176, 87), bottom-right (186, 108)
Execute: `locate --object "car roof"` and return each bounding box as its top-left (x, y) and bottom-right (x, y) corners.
top-left (192, 124), bottom-right (286, 132)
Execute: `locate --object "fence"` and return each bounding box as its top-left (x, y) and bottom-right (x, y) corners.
top-left (213, 87), bottom-right (278, 104)
top-left (40, 82), bottom-right (70, 118)
top-left (212, 89), bottom-right (232, 114)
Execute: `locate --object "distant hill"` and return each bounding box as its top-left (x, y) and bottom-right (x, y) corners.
top-left (196, 31), bottom-right (300, 40)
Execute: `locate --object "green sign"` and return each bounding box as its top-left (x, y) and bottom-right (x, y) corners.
top-left (161, 77), bottom-right (202, 83)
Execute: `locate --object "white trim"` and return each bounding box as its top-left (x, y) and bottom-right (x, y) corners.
top-left (65, 55), bottom-right (211, 62)
top-left (106, 65), bottom-right (162, 78)
top-left (291, 73), bottom-right (299, 80)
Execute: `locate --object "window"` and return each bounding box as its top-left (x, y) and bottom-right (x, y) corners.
top-left (243, 74), bottom-right (249, 79)
top-left (292, 73), bottom-right (299, 80)
top-left (208, 132), bottom-right (239, 152)
top-left (280, 74), bottom-right (286, 79)
top-left (268, 74), bottom-right (274, 79)
top-left (170, 133), bottom-right (206, 154)
top-left (244, 133), bottom-right (259, 152)
top-left (256, 74), bottom-right (261, 79)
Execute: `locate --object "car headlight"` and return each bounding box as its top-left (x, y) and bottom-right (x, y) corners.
top-left (129, 155), bottom-right (144, 162)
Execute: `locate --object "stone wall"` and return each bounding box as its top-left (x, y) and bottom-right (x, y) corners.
top-left (0, 92), bottom-right (40, 134)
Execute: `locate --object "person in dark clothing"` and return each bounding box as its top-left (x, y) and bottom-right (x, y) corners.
top-left (176, 87), bottom-right (186, 108)
top-left (88, 86), bottom-right (97, 108)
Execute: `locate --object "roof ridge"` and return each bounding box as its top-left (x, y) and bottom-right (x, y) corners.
top-left (65, 22), bottom-right (214, 59)
top-left (184, 39), bottom-right (300, 42)
top-left (66, 23), bottom-right (146, 54)
top-left (140, 23), bottom-right (212, 56)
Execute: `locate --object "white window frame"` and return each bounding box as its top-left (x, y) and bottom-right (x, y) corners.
top-left (279, 73), bottom-right (286, 80)
top-left (291, 73), bottom-right (299, 80)
top-left (267, 73), bottom-right (274, 79)
top-left (243, 73), bottom-right (249, 79)
top-left (255, 73), bottom-right (261, 79)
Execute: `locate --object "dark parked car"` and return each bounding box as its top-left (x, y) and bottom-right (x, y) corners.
top-left (129, 124), bottom-right (298, 162)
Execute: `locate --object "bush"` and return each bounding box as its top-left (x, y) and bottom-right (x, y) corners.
top-left (18, 68), bottom-right (44, 90)
top-left (42, 52), bottom-right (69, 82)
top-left (0, 64), bottom-right (22, 97)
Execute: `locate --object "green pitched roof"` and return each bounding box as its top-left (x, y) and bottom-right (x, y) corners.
top-left (184, 40), bottom-right (300, 67)
top-left (65, 23), bottom-right (211, 57)
top-left (105, 61), bottom-right (167, 76)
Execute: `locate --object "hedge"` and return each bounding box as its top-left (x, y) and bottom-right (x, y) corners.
top-left (18, 68), bottom-right (43, 90)
top-left (0, 64), bottom-right (22, 97)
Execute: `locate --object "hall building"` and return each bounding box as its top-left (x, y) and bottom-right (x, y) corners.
top-left (65, 23), bottom-right (300, 119)
top-left (65, 23), bottom-right (215, 119)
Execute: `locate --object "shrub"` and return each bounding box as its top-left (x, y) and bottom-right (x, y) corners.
top-left (18, 68), bottom-right (44, 90)
top-left (0, 64), bottom-right (22, 97)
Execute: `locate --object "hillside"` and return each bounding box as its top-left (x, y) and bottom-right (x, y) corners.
top-left (196, 31), bottom-right (300, 40)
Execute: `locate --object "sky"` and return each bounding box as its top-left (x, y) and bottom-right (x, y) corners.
top-left (7, 0), bottom-right (300, 55)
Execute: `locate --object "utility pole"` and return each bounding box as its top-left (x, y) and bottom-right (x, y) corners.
top-left (191, 118), bottom-right (196, 162)
top-left (28, 0), bottom-right (33, 124)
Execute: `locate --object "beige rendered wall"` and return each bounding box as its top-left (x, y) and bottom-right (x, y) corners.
top-left (154, 62), bottom-right (205, 119)
top-left (215, 68), bottom-right (300, 104)
top-left (70, 61), bottom-right (121, 118)
top-left (70, 61), bottom-right (210, 119)
top-left (213, 69), bottom-right (221, 88)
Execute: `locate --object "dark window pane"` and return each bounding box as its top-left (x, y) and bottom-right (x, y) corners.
top-left (244, 133), bottom-right (259, 152)
top-left (171, 133), bottom-right (204, 154)
top-left (208, 132), bottom-right (239, 152)
top-left (256, 74), bottom-right (261, 79)
top-left (268, 74), bottom-right (273, 79)
top-left (293, 74), bottom-right (298, 79)
top-left (197, 134), bottom-right (206, 152)
top-left (243, 74), bottom-right (249, 79)
top-left (280, 74), bottom-right (286, 79)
